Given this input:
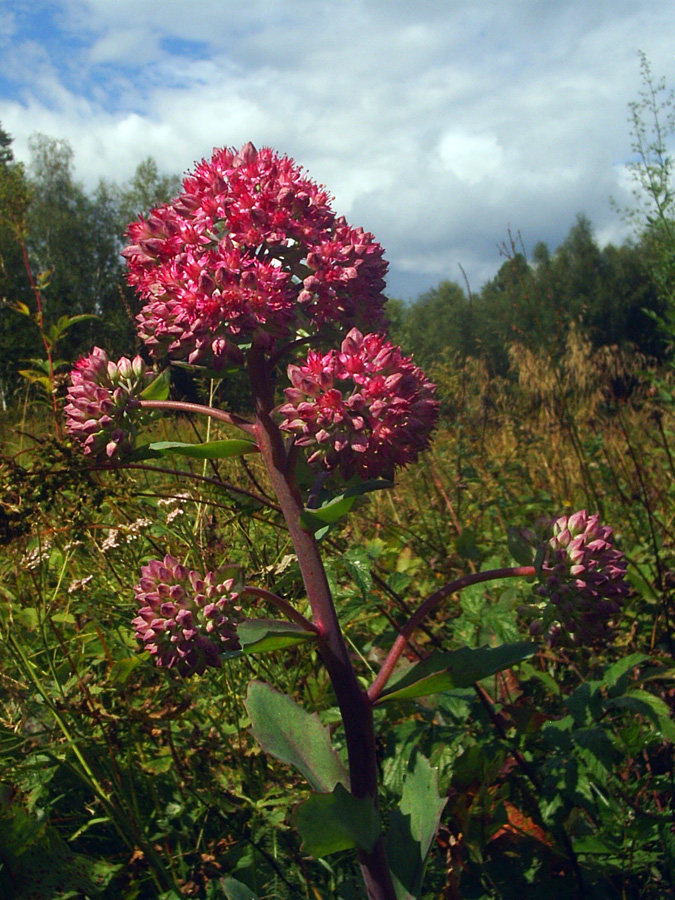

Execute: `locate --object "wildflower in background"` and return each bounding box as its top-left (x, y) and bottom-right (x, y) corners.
top-left (133, 555), bottom-right (242, 675)
top-left (21, 538), bottom-right (52, 571)
top-left (123, 143), bottom-right (388, 368)
top-left (532, 510), bottom-right (629, 644)
top-left (278, 328), bottom-right (439, 480)
top-left (64, 348), bottom-right (153, 461)
top-left (68, 575), bottom-right (93, 594)
top-left (100, 528), bottom-right (121, 553)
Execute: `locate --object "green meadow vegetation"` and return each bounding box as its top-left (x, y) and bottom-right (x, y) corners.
top-left (1, 55), bottom-right (674, 900)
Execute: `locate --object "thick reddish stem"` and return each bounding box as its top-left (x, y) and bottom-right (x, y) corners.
top-left (368, 565), bottom-right (536, 703)
top-left (247, 345), bottom-right (397, 900)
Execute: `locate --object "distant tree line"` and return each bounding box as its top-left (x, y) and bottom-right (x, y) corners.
top-left (387, 216), bottom-right (666, 378)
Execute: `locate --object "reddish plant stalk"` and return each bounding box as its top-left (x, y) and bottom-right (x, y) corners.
top-left (139, 399), bottom-right (256, 436)
top-left (242, 585), bottom-right (319, 634)
top-left (247, 345), bottom-right (397, 900)
top-left (368, 566), bottom-right (536, 704)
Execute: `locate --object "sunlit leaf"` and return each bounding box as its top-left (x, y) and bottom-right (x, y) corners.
top-left (140, 368), bottom-right (171, 401)
top-left (377, 642), bottom-right (538, 703)
top-left (245, 680), bottom-right (348, 792)
top-left (236, 618), bottom-right (317, 655)
top-left (147, 439), bottom-right (259, 459)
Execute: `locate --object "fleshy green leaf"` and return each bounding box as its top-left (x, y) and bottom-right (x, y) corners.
top-left (218, 878), bottom-right (261, 900)
top-left (141, 368), bottom-right (171, 401)
top-left (236, 619), bottom-right (317, 655)
top-left (147, 439), bottom-right (259, 459)
top-left (301, 480), bottom-right (393, 533)
top-left (294, 783), bottom-right (381, 857)
top-left (244, 681), bottom-right (349, 792)
top-left (385, 755), bottom-right (447, 900)
top-left (377, 642), bottom-right (538, 703)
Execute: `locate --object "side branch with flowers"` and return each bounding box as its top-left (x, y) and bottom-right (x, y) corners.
top-left (63, 143), bottom-right (630, 900)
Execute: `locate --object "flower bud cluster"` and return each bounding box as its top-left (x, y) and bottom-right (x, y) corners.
top-left (133, 555), bottom-right (242, 675)
top-left (123, 143), bottom-right (388, 368)
top-left (532, 510), bottom-right (629, 644)
top-left (64, 347), bottom-right (153, 461)
top-left (278, 328), bottom-right (439, 480)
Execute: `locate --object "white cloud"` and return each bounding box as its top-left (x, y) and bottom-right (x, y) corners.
top-left (0, 0), bottom-right (673, 297)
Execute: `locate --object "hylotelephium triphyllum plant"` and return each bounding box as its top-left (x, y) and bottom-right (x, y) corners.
top-left (64, 143), bottom-right (629, 900)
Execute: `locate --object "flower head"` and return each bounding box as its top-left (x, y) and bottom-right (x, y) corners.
top-left (278, 329), bottom-right (439, 480)
top-left (532, 510), bottom-right (629, 644)
top-left (133, 555), bottom-right (242, 675)
top-left (64, 348), bottom-right (153, 461)
top-left (123, 143), bottom-right (388, 367)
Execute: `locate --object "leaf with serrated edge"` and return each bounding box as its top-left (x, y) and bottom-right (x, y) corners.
top-left (385, 755), bottom-right (447, 900)
top-left (244, 681), bottom-right (348, 792)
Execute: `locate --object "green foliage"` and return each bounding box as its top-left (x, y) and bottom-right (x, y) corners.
top-left (294, 784), bottom-right (381, 857)
top-left (378, 643), bottom-right (537, 703)
top-left (245, 680), bottom-right (349, 793)
top-left (385, 754), bottom-right (447, 900)
top-left (2, 378), bottom-right (675, 897)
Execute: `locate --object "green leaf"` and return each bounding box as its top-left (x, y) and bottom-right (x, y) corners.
top-left (147, 439), bottom-right (259, 459)
top-left (141, 368), bottom-right (171, 401)
top-left (244, 681), bottom-right (349, 792)
top-left (605, 688), bottom-right (675, 741)
top-left (218, 878), bottom-right (261, 900)
top-left (294, 784), bottom-right (381, 857)
top-left (385, 754), bottom-right (447, 900)
top-left (109, 655), bottom-right (144, 684)
top-left (507, 526), bottom-right (535, 566)
top-left (377, 642), bottom-right (538, 703)
top-left (602, 652), bottom-right (649, 692)
top-left (342, 547), bottom-right (373, 599)
top-left (236, 619), bottom-right (317, 655)
top-left (48, 313), bottom-right (98, 345)
top-left (9, 299), bottom-right (32, 318)
top-left (301, 480), bottom-right (393, 532)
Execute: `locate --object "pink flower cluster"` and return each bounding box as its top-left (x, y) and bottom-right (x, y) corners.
top-left (123, 143), bottom-right (388, 368)
top-left (133, 555), bottom-right (242, 676)
top-left (533, 510), bottom-right (629, 644)
top-left (64, 347), bottom-right (153, 461)
top-left (278, 329), bottom-right (439, 480)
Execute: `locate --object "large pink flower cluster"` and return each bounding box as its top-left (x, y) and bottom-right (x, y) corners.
top-left (64, 347), bottom-right (153, 461)
top-left (123, 143), bottom-right (388, 368)
top-left (133, 555), bottom-right (242, 675)
top-left (278, 328), bottom-right (439, 480)
top-left (533, 510), bottom-right (629, 644)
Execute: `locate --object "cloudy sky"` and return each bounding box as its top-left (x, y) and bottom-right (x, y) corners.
top-left (1, 1), bottom-right (673, 299)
